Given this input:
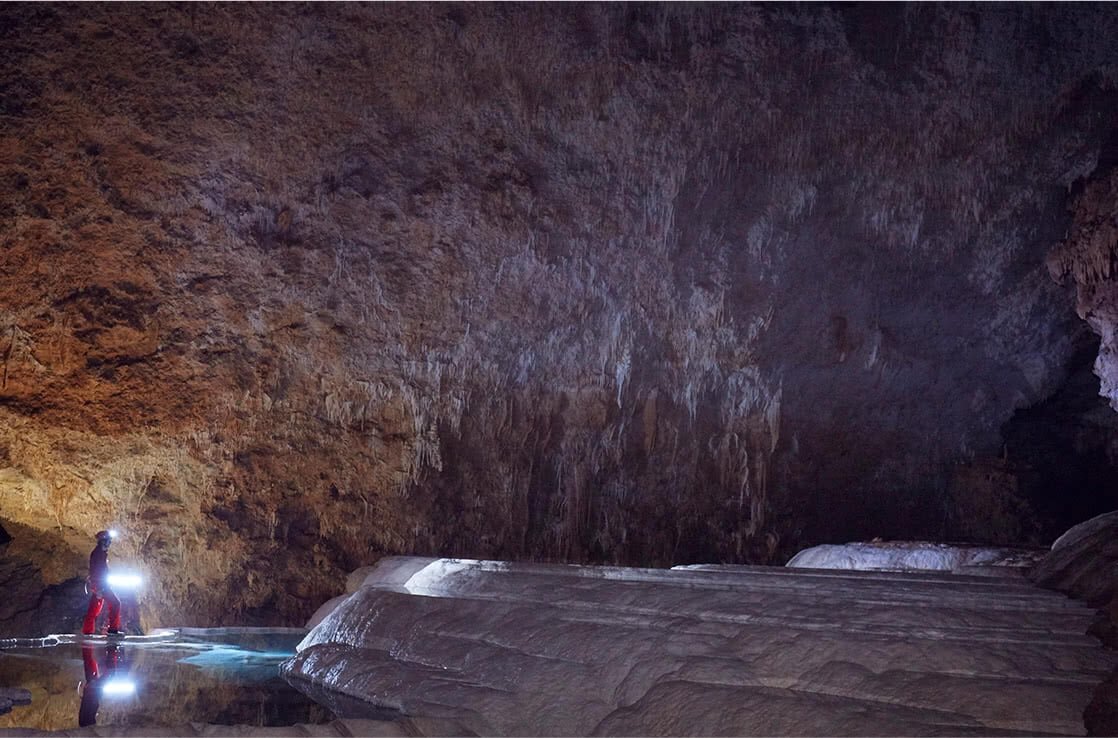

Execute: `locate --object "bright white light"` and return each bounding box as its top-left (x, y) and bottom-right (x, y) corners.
top-left (108, 529), bottom-right (119, 539)
top-left (100, 678), bottom-right (136, 696)
top-left (106, 573), bottom-right (143, 590)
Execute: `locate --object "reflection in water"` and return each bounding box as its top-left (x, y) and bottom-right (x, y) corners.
top-left (0, 629), bottom-right (332, 731)
top-left (79, 643), bottom-right (127, 727)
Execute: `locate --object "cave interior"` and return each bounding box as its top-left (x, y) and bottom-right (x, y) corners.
top-left (0, 1), bottom-right (1116, 636)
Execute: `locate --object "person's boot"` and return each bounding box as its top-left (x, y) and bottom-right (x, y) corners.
top-left (106, 628), bottom-right (123, 638)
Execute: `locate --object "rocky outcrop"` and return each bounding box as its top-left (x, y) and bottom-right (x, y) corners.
top-left (1032, 511), bottom-right (1118, 736)
top-left (0, 521), bottom-right (88, 638)
top-left (1050, 135), bottom-right (1118, 411)
top-left (1033, 511), bottom-right (1118, 607)
top-left (3, 4), bottom-right (1118, 627)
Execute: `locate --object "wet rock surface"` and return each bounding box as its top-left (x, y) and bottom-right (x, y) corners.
top-left (285, 556), bottom-right (1117, 736)
top-left (1, 4), bottom-right (1118, 629)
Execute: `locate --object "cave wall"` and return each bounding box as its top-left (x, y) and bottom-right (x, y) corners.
top-left (1051, 133), bottom-right (1118, 411)
top-left (2, 3), bottom-right (1118, 625)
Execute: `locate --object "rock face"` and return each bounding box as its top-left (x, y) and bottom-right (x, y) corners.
top-left (1051, 137), bottom-right (1118, 411)
top-left (1031, 511), bottom-right (1118, 736)
top-left (1033, 511), bottom-right (1118, 607)
top-left (284, 556), bottom-right (1117, 736)
top-left (2, 4), bottom-right (1118, 627)
top-left (0, 521), bottom-right (89, 638)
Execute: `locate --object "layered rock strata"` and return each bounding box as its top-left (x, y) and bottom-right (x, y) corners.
top-left (284, 556), bottom-right (1116, 736)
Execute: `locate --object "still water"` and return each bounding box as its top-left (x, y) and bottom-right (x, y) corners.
top-left (0, 628), bottom-right (333, 731)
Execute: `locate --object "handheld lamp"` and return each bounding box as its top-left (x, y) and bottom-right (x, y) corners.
top-left (106, 573), bottom-right (143, 590)
top-left (100, 678), bottom-right (136, 697)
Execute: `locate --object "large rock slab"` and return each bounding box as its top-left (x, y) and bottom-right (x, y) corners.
top-left (283, 556), bottom-right (1116, 736)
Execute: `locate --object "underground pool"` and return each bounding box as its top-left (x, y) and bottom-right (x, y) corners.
top-left (0, 628), bottom-right (334, 731)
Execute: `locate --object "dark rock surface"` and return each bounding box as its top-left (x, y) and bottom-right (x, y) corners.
top-left (1088, 669), bottom-right (1118, 737)
top-left (0, 522), bottom-right (87, 638)
top-left (0, 4), bottom-right (1117, 627)
top-left (1032, 511), bottom-right (1118, 737)
top-left (1033, 511), bottom-right (1118, 607)
top-left (991, 341), bottom-right (1118, 544)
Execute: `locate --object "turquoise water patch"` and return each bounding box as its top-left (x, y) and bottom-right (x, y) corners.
top-left (0, 628), bottom-right (333, 731)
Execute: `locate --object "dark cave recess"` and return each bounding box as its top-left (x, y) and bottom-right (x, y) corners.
top-left (947, 338), bottom-right (1118, 547)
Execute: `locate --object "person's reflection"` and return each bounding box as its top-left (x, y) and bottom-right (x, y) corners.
top-left (79, 642), bottom-right (121, 727)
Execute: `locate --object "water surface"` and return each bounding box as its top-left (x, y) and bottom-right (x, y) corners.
top-left (0, 628), bottom-right (333, 731)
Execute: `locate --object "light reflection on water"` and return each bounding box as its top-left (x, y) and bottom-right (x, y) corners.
top-left (0, 628), bottom-right (334, 731)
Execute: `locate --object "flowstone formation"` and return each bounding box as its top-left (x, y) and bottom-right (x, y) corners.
top-left (285, 556), bottom-right (1117, 736)
top-left (2, 4), bottom-right (1118, 626)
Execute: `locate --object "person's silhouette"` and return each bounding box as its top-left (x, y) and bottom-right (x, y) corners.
top-left (82, 530), bottom-right (123, 636)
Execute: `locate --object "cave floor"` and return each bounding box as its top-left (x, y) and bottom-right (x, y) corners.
top-left (1, 563), bottom-right (1113, 736)
top-left (287, 558), bottom-right (1118, 736)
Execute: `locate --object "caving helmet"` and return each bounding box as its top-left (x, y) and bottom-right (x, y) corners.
top-left (95, 530), bottom-right (113, 543)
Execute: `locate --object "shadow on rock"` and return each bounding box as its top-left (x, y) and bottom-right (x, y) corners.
top-left (0, 519), bottom-right (87, 638)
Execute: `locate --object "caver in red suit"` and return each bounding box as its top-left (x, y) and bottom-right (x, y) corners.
top-left (81, 530), bottom-right (121, 635)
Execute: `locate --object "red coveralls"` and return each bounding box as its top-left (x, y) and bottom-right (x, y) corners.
top-left (81, 545), bottom-right (121, 635)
